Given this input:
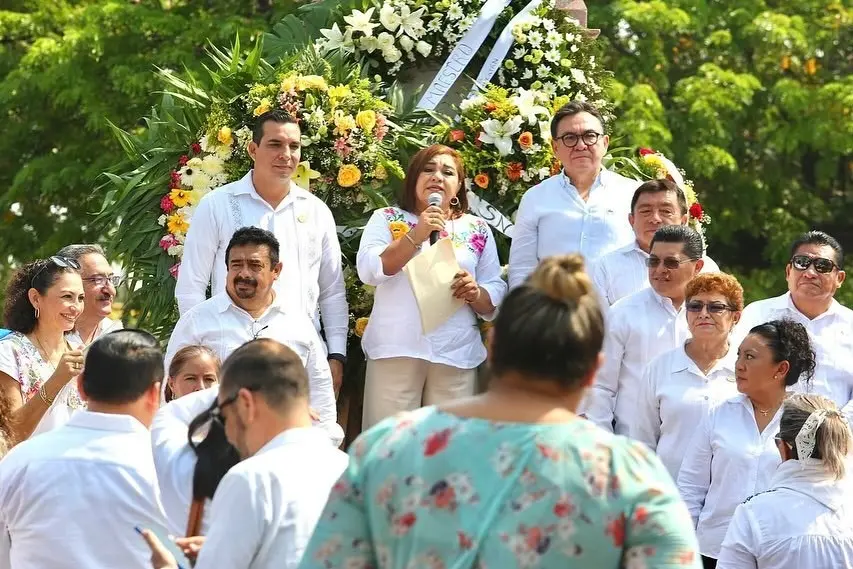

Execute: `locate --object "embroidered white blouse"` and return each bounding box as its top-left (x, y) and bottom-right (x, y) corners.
top-left (174, 171), bottom-right (349, 355)
top-left (356, 208), bottom-right (507, 370)
top-left (507, 169), bottom-right (639, 290)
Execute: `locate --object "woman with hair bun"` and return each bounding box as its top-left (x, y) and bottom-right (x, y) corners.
top-left (301, 255), bottom-right (701, 569)
top-left (717, 394), bottom-right (853, 568)
top-left (678, 319), bottom-right (817, 569)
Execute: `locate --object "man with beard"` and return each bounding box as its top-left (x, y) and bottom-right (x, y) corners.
top-left (163, 227), bottom-right (338, 438)
top-left (57, 244), bottom-right (124, 344)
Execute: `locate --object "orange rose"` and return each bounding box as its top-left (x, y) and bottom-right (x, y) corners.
top-left (449, 129), bottom-right (465, 142)
top-left (484, 102), bottom-right (497, 112)
top-left (518, 131), bottom-right (534, 150)
top-left (474, 173), bottom-right (490, 189)
top-left (506, 162), bottom-right (523, 182)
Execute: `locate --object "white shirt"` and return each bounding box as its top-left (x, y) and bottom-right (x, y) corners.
top-left (174, 171), bottom-right (348, 355)
top-left (731, 293), bottom-right (853, 418)
top-left (718, 460), bottom-right (853, 569)
top-left (591, 240), bottom-right (721, 306)
top-left (68, 317), bottom-right (124, 346)
top-left (582, 287), bottom-right (691, 434)
top-left (508, 169), bottom-right (639, 289)
top-left (357, 208), bottom-right (507, 369)
top-left (0, 411), bottom-right (170, 569)
top-left (677, 394), bottom-right (783, 558)
top-left (630, 344), bottom-right (738, 480)
top-left (163, 292), bottom-right (337, 429)
top-left (194, 427), bottom-right (348, 569)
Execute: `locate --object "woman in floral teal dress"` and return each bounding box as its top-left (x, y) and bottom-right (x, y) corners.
top-left (300, 255), bottom-right (701, 569)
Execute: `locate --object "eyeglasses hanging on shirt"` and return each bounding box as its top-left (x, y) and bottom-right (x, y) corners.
top-left (250, 322), bottom-right (269, 339)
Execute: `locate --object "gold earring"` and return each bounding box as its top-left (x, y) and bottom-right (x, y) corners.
top-left (34, 307), bottom-right (39, 319)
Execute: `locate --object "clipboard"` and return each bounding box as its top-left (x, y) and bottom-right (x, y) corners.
top-left (403, 239), bottom-right (465, 334)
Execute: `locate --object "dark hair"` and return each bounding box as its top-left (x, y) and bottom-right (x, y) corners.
top-left (490, 255), bottom-right (604, 387)
top-left (56, 244), bottom-right (106, 262)
top-left (790, 230), bottom-right (844, 269)
top-left (224, 227), bottom-right (280, 268)
top-left (550, 100), bottom-right (606, 139)
top-left (399, 144), bottom-right (468, 215)
top-left (165, 345), bottom-right (221, 403)
top-left (630, 179), bottom-right (688, 216)
top-left (187, 402), bottom-right (240, 501)
top-left (3, 260), bottom-right (81, 333)
top-left (748, 319), bottom-right (816, 387)
top-left (252, 109), bottom-right (299, 145)
top-left (779, 394), bottom-right (851, 480)
top-left (0, 390), bottom-right (12, 457)
top-left (650, 225), bottom-right (704, 259)
top-left (219, 339), bottom-right (309, 410)
top-left (82, 329), bottom-right (164, 404)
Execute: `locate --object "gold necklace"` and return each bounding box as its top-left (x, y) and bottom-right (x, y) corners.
top-left (32, 333), bottom-right (64, 367)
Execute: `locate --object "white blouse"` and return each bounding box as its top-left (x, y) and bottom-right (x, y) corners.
top-left (630, 344), bottom-right (738, 480)
top-left (677, 394), bottom-right (783, 559)
top-left (718, 460), bottom-right (853, 569)
top-left (357, 208), bottom-right (507, 369)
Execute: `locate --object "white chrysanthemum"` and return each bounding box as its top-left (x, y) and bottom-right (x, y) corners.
top-left (459, 95), bottom-right (486, 111)
top-left (521, 69), bottom-right (533, 80)
top-left (447, 2), bottom-right (463, 20)
top-left (527, 30), bottom-right (543, 48)
top-left (556, 75), bottom-right (572, 90)
top-left (201, 154), bottom-right (224, 175)
top-left (545, 30), bottom-right (562, 48)
top-left (536, 65), bottom-right (551, 78)
top-left (542, 82), bottom-right (557, 96)
top-left (157, 214), bottom-right (167, 227)
top-left (175, 232), bottom-right (186, 244)
top-left (570, 68), bottom-right (587, 84)
top-left (513, 47), bottom-right (527, 59)
top-left (538, 167), bottom-right (551, 180)
top-left (542, 18), bottom-right (556, 31)
top-left (545, 49), bottom-right (561, 63)
top-left (167, 244), bottom-right (184, 257)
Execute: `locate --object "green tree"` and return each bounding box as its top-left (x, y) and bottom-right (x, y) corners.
top-left (591, 0), bottom-right (852, 304)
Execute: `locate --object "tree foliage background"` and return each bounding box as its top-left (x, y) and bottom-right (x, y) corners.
top-left (1, 0), bottom-right (851, 306)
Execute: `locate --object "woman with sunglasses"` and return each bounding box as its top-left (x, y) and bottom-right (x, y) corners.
top-left (0, 257), bottom-right (86, 441)
top-left (631, 273), bottom-right (743, 480)
top-left (717, 394), bottom-right (853, 569)
top-left (678, 319), bottom-right (816, 569)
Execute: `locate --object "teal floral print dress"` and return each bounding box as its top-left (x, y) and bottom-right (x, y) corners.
top-left (299, 407), bottom-right (702, 569)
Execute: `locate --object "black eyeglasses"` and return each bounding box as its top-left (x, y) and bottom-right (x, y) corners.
top-left (209, 385), bottom-right (262, 427)
top-left (646, 256), bottom-right (696, 270)
top-left (81, 274), bottom-right (122, 287)
top-left (686, 300), bottom-right (735, 314)
top-left (556, 130), bottom-right (602, 148)
top-left (790, 255), bottom-right (838, 274)
top-left (30, 256), bottom-right (81, 288)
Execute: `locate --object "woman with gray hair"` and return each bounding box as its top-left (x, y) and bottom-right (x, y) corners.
top-left (717, 394), bottom-right (853, 568)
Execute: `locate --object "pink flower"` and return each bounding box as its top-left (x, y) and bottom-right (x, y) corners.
top-left (160, 195), bottom-right (175, 214)
top-left (159, 234), bottom-right (179, 251)
top-left (178, 155), bottom-right (189, 166)
top-left (168, 263), bottom-right (180, 279)
top-left (334, 137), bottom-right (352, 158)
top-left (469, 233), bottom-right (486, 255)
top-left (170, 170), bottom-right (181, 185)
top-left (191, 143), bottom-right (201, 154)
top-left (375, 114), bottom-right (389, 141)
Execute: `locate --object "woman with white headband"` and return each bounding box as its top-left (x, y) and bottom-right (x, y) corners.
top-left (717, 394), bottom-right (853, 568)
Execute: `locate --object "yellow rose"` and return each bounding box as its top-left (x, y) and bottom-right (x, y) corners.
top-left (334, 111), bottom-right (357, 135)
top-left (373, 164), bottom-right (388, 180)
top-left (168, 188), bottom-right (191, 208)
top-left (280, 77), bottom-right (297, 92)
top-left (297, 75), bottom-right (328, 91)
top-left (337, 164), bottom-right (362, 188)
top-left (217, 127), bottom-right (233, 145)
top-left (354, 317), bottom-right (369, 338)
top-left (356, 110), bottom-right (377, 132)
top-left (642, 154), bottom-right (666, 176)
top-left (389, 221), bottom-right (410, 241)
top-left (253, 98), bottom-right (272, 117)
top-left (166, 213), bottom-right (189, 235)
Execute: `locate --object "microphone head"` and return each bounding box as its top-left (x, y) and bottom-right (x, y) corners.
top-left (427, 192), bottom-right (443, 207)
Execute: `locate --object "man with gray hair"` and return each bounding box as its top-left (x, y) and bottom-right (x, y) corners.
top-left (57, 244), bottom-right (123, 344)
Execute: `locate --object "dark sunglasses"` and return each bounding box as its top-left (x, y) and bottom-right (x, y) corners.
top-left (646, 256), bottom-right (695, 270)
top-left (790, 255), bottom-right (838, 274)
top-left (686, 300), bottom-right (735, 314)
top-left (31, 256), bottom-right (81, 288)
top-left (209, 385), bottom-right (262, 427)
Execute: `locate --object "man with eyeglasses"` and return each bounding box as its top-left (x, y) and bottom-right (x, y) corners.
top-left (141, 339), bottom-right (348, 569)
top-left (731, 230), bottom-right (853, 417)
top-left (583, 225), bottom-right (704, 434)
top-left (163, 227), bottom-right (339, 441)
top-left (508, 100), bottom-right (640, 289)
top-left (590, 179), bottom-right (720, 306)
top-left (57, 244), bottom-right (124, 345)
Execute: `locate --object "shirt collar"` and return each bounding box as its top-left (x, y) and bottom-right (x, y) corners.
top-left (255, 426), bottom-right (333, 456)
top-left (783, 291), bottom-right (843, 321)
top-left (561, 167), bottom-right (606, 193)
top-left (211, 291), bottom-right (286, 316)
top-left (66, 410), bottom-right (149, 435)
top-left (671, 342), bottom-right (736, 377)
top-left (648, 287), bottom-right (683, 315)
top-left (232, 170), bottom-right (310, 202)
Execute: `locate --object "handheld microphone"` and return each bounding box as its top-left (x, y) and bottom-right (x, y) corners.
top-left (427, 192), bottom-right (443, 245)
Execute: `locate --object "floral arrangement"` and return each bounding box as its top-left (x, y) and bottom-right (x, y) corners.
top-left (434, 85), bottom-right (562, 214)
top-left (156, 65), bottom-right (404, 274)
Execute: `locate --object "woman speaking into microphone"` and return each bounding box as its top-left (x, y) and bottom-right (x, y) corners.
top-left (356, 144), bottom-right (507, 429)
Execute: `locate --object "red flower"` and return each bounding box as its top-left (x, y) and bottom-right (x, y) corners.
top-left (689, 202), bottom-right (704, 219)
top-left (159, 234), bottom-right (178, 251)
top-left (191, 142), bottom-right (202, 154)
top-left (160, 195), bottom-right (175, 214)
top-left (606, 513), bottom-right (627, 547)
top-left (474, 131), bottom-right (484, 148)
top-left (168, 263), bottom-right (180, 279)
top-left (458, 531), bottom-right (473, 550)
top-left (170, 170), bottom-right (181, 185)
top-left (638, 147), bottom-right (655, 156)
top-left (178, 155), bottom-right (189, 166)
top-left (449, 129), bottom-right (465, 142)
top-left (424, 428), bottom-right (452, 457)
top-left (553, 498), bottom-right (574, 518)
top-left (506, 162), bottom-right (523, 182)
top-left (634, 506), bottom-right (649, 524)
top-left (536, 443), bottom-right (559, 460)
top-left (398, 512), bottom-right (416, 528)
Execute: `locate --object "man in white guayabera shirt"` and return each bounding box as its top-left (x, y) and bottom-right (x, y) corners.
top-left (508, 100), bottom-right (641, 289)
top-left (175, 109), bottom-right (348, 392)
top-left (590, 179), bottom-right (720, 306)
top-left (142, 339), bottom-right (348, 569)
top-left (0, 330), bottom-right (170, 569)
top-left (583, 224), bottom-right (704, 434)
top-left (731, 230), bottom-right (853, 418)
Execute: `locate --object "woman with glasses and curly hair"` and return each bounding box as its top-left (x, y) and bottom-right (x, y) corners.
top-left (0, 257), bottom-right (86, 441)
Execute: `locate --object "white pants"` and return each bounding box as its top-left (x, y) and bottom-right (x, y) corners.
top-left (362, 357), bottom-right (477, 429)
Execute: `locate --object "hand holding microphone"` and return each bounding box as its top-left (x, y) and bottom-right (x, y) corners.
top-left (412, 192), bottom-right (446, 245)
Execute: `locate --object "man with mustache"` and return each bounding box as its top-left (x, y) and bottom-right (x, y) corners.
top-left (57, 244), bottom-right (124, 344)
top-left (164, 227), bottom-right (340, 443)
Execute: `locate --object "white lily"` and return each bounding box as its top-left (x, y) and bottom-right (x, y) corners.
top-left (398, 6), bottom-right (426, 38)
top-left (319, 23), bottom-right (354, 53)
top-left (479, 116), bottom-right (524, 156)
top-left (344, 8), bottom-right (378, 37)
top-left (510, 88), bottom-right (549, 125)
top-left (379, 3), bottom-right (401, 32)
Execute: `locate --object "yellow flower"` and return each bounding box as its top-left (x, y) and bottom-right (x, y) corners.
top-left (683, 183), bottom-right (697, 206)
top-left (373, 164), bottom-right (388, 180)
top-left (168, 188), bottom-right (192, 208)
top-left (166, 213), bottom-right (189, 235)
top-left (642, 154), bottom-right (666, 176)
top-left (328, 84), bottom-right (352, 101)
top-left (253, 98), bottom-right (272, 117)
top-left (356, 110), bottom-right (377, 132)
top-left (804, 58), bottom-right (818, 75)
top-left (281, 76), bottom-right (297, 92)
top-left (334, 111), bottom-right (357, 135)
top-left (297, 75), bottom-right (328, 91)
top-left (389, 221), bottom-right (410, 241)
top-left (293, 161), bottom-right (321, 190)
top-left (337, 164), bottom-right (362, 188)
top-left (217, 127), bottom-right (233, 146)
top-left (354, 317), bottom-right (369, 337)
